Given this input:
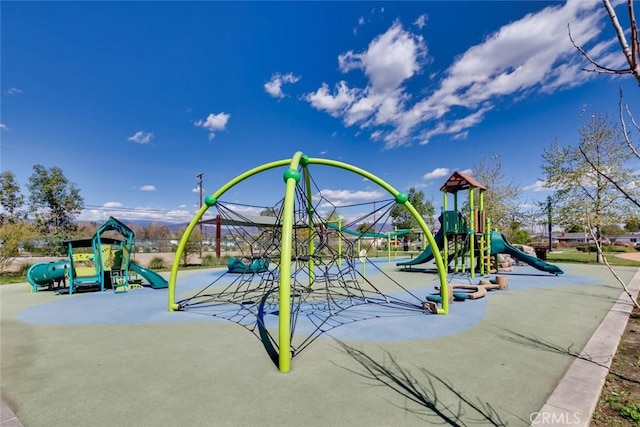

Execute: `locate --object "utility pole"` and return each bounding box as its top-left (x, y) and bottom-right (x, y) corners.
top-left (197, 173), bottom-right (204, 258)
top-left (546, 195), bottom-right (553, 253)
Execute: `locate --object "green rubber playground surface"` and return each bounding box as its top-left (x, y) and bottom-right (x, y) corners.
top-left (1, 263), bottom-right (637, 426)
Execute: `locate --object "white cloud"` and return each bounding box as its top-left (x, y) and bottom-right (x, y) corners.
top-left (460, 168), bottom-right (474, 176)
top-left (140, 185), bottom-right (157, 192)
top-left (78, 205), bottom-right (195, 224)
top-left (264, 72), bottom-right (301, 98)
top-left (103, 201), bottom-right (123, 208)
top-left (128, 131), bottom-right (154, 144)
top-left (523, 180), bottom-right (552, 192)
top-left (315, 189), bottom-right (385, 206)
top-left (0, 123), bottom-right (8, 131)
top-left (353, 16), bottom-right (366, 35)
top-left (178, 204), bottom-right (187, 208)
top-left (195, 112), bottom-right (230, 140)
top-left (338, 21), bottom-right (426, 93)
top-left (423, 167), bottom-right (450, 180)
top-left (414, 14), bottom-right (427, 29)
top-left (304, 1), bottom-right (609, 149)
top-left (304, 81), bottom-right (358, 117)
top-left (7, 88), bottom-right (22, 95)
top-left (451, 131), bottom-right (469, 140)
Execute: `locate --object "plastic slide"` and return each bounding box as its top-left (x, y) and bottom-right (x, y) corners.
top-left (130, 262), bottom-right (169, 289)
top-left (396, 227), bottom-right (444, 267)
top-left (26, 260), bottom-right (71, 292)
top-left (490, 231), bottom-right (563, 275)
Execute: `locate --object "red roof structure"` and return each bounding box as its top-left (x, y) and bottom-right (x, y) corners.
top-left (439, 171), bottom-right (487, 194)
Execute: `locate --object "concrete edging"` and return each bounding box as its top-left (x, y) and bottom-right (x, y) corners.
top-left (0, 399), bottom-right (23, 427)
top-left (532, 268), bottom-right (640, 426)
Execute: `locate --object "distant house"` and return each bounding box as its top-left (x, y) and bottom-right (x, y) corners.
top-left (555, 232), bottom-right (590, 244)
top-left (610, 232), bottom-right (640, 246)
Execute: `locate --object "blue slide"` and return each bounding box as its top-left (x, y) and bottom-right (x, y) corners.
top-left (130, 263), bottom-right (169, 289)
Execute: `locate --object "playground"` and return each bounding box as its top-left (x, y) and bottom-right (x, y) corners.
top-left (1, 262), bottom-right (638, 426)
top-left (2, 152), bottom-right (639, 425)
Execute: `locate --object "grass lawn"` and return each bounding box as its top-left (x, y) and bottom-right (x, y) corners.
top-left (547, 248), bottom-right (640, 267)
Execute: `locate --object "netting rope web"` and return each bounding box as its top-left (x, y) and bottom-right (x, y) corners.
top-left (176, 169), bottom-right (436, 360)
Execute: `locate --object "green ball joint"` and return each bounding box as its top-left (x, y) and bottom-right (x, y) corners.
top-left (204, 195), bottom-right (217, 207)
top-left (283, 168), bottom-right (301, 183)
top-left (300, 155), bottom-right (310, 166)
top-left (395, 193), bottom-right (408, 204)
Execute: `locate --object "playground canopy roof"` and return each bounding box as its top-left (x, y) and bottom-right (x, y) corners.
top-left (440, 171), bottom-right (487, 193)
top-left (200, 213), bottom-right (280, 228)
top-left (63, 237), bottom-right (124, 248)
top-left (97, 217), bottom-right (134, 239)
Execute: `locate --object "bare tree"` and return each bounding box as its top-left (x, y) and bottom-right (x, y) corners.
top-left (569, 0), bottom-right (639, 85)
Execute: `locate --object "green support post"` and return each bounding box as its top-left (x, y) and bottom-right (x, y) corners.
top-left (304, 168), bottom-right (315, 289)
top-left (479, 190), bottom-right (485, 276)
top-left (442, 192), bottom-right (448, 273)
top-left (469, 188), bottom-right (475, 279)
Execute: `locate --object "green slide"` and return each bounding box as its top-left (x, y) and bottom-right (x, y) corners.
top-left (396, 227), bottom-right (444, 267)
top-left (490, 231), bottom-right (563, 275)
top-left (130, 262), bottom-right (169, 289)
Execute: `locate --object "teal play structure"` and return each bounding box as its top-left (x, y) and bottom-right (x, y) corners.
top-left (227, 256), bottom-right (270, 273)
top-left (27, 217), bottom-right (168, 294)
top-left (398, 171), bottom-right (563, 275)
top-left (26, 260), bottom-right (72, 293)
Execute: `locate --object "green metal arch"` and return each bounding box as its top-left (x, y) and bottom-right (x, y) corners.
top-left (168, 158), bottom-right (292, 312)
top-left (168, 152), bottom-right (449, 374)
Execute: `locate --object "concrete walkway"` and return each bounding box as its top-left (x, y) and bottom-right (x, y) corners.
top-left (533, 268), bottom-right (640, 426)
top-left (0, 400), bottom-right (23, 427)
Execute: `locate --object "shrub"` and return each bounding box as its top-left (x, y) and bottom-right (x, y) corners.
top-left (20, 262), bottom-right (33, 276)
top-left (576, 245), bottom-right (635, 253)
top-left (202, 255), bottom-right (216, 267)
top-left (148, 257), bottom-right (165, 270)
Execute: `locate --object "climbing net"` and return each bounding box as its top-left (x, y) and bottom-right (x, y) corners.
top-left (176, 169), bottom-right (435, 360)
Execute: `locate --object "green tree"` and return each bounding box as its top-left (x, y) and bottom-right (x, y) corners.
top-left (177, 226), bottom-right (202, 266)
top-left (27, 165), bottom-right (84, 237)
top-left (470, 155), bottom-right (522, 232)
top-left (565, 224), bottom-right (584, 233)
top-left (390, 187), bottom-right (435, 241)
top-left (0, 222), bottom-right (34, 273)
top-left (357, 222), bottom-right (374, 234)
top-left (541, 113), bottom-right (635, 262)
top-left (0, 171), bottom-right (26, 225)
top-left (509, 229), bottom-right (531, 245)
top-left (601, 224), bottom-right (624, 237)
top-left (260, 207), bottom-right (278, 217)
top-left (625, 216), bottom-right (640, 232)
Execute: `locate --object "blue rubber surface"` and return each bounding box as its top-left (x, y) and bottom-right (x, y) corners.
top-left (17, 264), bottom-right (600, 341)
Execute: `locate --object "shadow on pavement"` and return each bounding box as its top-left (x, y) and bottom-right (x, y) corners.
top-left (335, 340), bottom-right (518, 426)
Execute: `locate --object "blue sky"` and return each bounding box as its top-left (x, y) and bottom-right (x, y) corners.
top-left (2, 1), bottom-right (639, 227)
